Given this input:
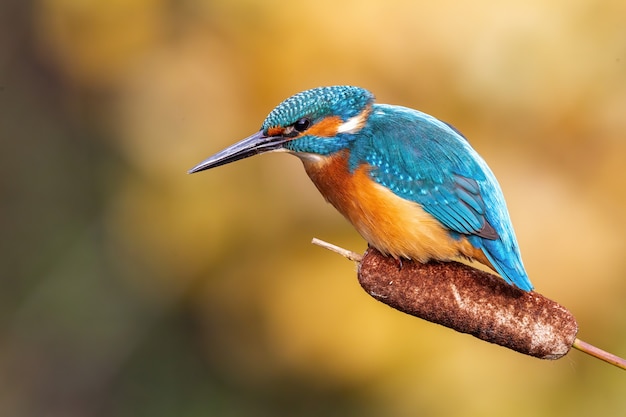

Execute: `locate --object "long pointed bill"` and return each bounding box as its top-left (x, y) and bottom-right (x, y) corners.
top-left (188, 130), bottom-right (289, 174)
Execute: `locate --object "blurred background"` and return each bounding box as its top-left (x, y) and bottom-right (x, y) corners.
top-left (1, 0), bottom-right (625, 416)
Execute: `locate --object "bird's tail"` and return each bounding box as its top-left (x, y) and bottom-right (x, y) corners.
top-left (479, 239), bottom-right (534, 292)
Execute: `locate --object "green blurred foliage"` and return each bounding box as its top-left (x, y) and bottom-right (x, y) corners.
top-left (1, 0), bottom-right (625, 416)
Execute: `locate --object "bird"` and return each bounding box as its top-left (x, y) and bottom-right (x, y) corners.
top-left (189, 86), bottom-right (533, 292)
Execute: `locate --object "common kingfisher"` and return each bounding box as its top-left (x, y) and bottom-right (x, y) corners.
top-left (189, 86), bottom-right (533, 292)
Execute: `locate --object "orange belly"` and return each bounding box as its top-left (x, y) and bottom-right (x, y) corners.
top-left (300, 152), bottom-right (492, 267)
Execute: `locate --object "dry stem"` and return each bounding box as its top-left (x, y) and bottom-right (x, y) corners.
top-left (313, 238), bottom-right (625, 370)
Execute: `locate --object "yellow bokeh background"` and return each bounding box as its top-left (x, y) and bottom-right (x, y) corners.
top-left (1, 0), bottom-right (625, 416)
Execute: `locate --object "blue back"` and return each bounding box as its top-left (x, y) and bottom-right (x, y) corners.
top-left (348, 104), bottom-right (533, 291)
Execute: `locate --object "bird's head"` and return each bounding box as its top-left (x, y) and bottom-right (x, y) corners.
top-left (189, 86), bottom-right (374, 173)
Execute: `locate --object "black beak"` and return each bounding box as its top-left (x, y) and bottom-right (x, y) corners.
top-left (188, 130), bottom-right (289, 174)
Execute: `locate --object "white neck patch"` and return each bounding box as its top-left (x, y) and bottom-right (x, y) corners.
top-left (336, 108), bottom-right (368, 134)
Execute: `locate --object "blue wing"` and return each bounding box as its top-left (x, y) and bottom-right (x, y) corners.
top-left (348, 104), bottom-right (533, 291)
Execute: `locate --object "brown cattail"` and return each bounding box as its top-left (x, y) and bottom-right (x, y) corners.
top-left (357, 247), bottom-right (578, 359)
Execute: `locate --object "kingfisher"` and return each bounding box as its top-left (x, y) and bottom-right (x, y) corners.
top-left (189, 86), bottom-right (533, 291)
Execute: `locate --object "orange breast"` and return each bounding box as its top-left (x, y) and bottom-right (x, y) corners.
top-left (300, 152), bottom-right (492, 266)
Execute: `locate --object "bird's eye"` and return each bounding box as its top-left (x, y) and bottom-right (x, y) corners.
top-left (293, 118), bottom-right (311, 132)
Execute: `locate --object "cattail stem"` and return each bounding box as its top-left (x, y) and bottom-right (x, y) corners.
top-left (572, 338), bottom-right (626, 370)
top-left (311, 238), bottom-right (363, 262)
top-left (312, 238), bottom-right (626, 370)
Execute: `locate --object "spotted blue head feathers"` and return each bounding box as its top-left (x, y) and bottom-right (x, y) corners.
top-left (262, 86), bottom-right (374, 132)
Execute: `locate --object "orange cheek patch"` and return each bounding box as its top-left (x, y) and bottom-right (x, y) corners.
top-left (304, 116), bottom-right (342, 137)
top-left (267, 127), bottom-right (284, 136)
